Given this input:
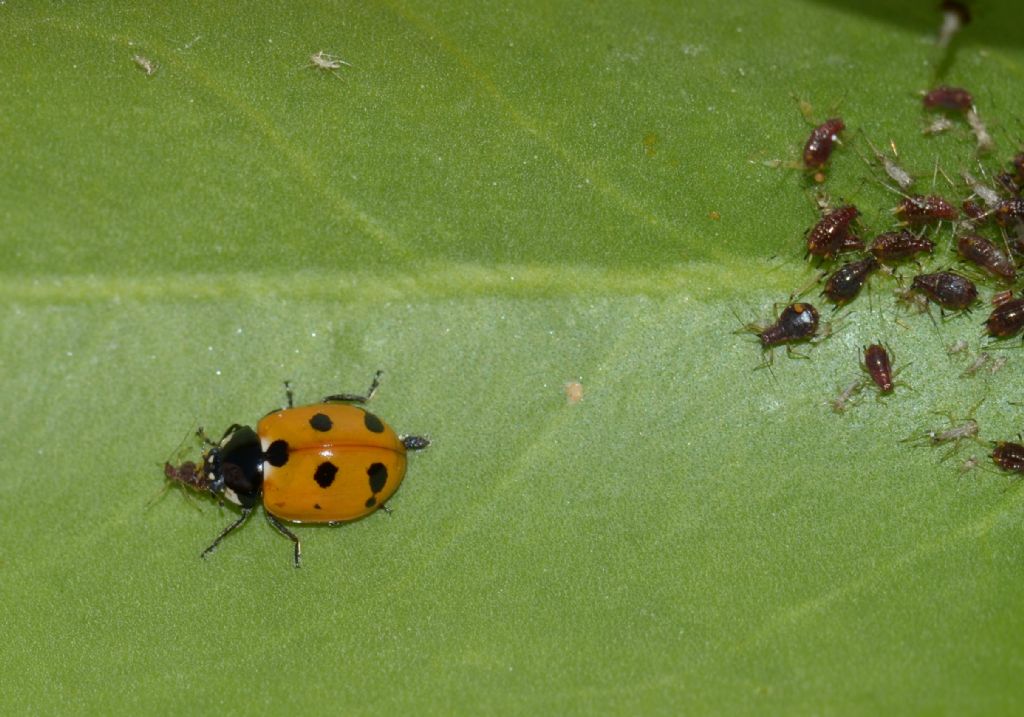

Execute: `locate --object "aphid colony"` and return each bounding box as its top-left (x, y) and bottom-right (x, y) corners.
top-left (741, 65), bottom-right (1024, 481)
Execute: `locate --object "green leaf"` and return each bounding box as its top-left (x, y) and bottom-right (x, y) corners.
top-left (3, 1), bottom-right (1023, 713)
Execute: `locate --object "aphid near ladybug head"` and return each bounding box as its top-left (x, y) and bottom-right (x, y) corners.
top-left (164, 372), bottom-right (430, 567)
top-left (803, 118), bottom-right (845, 171)
top-left (822, 256), bottom-right (877, 305)
top-left (922, 86), bottom-right (973, 112)
top-left (992, 441), bottom-right (1024, 476)
top-left (984, 297), bottom-right (1024, 339)
top-left (894, 194), bottom-right (959, 224)
top-left (956, 234), bottom-right (1016, 281)
top-left (863, 343), bottom-right (895, 394)
top-left (910, 271), bottom-right (978, 311)
top-left (869, 230), bottom-right (934, 262)
top-left (806, 205), bottom-right (860, 259)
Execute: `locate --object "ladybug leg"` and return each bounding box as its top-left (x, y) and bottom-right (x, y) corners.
top-left (201, 507), bottom-right (252, 559)
top-left (265, 513), bottom-right (302, 568)
top-left (378, 503), bottom-right (393, 515)
top-left (322, 369), bottom-right (382, 405)
top-left (283, 380), bottom-right (294, 409)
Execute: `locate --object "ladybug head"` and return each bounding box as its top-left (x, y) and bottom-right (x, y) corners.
top-left (201, 425), bottom-right (264, 509)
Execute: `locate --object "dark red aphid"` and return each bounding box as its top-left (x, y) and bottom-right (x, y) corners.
top-left (995, 172), bottom-right (1021, 197)
top-left (895, 195), bottom-right (958, 223)
top-left (956, 234), bottom-right (1017, 281)
top-left (869, 230), bottom-right (934, 261)
top-left (803, 118), bottom-right (845, 169)
top-left (807, 205), bottom-right (859, 258)
top-left (992, 441), bottom-right (1024, 474)
top-left (992, 290), bottom-right (1014, 307)
top-left (758, 303), bottom-right (820, 346)
top-left (962, 199), bottom-right (986, 220)
top-left (995, 198), bottom-right (1024, 227)
top-left (922, 86), bottom-right (973, 112)
top-left (985, 298), bottom-right (1024, 338)
top-left (164, 460), bottom-right (212, 493)
top-left (863, 344), bottom-right (894, 393)
top-left (910, 271), bottom-right (978, 310)
top-left (822, 256), bottom-right (878, 304)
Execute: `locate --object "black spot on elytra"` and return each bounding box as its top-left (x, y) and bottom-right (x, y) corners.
top-left (365, 496), bottom-right (376, 508)
top-left (265, 440), bottom-right (289, 467)
top-left (314, 503), bottom-right (322, 510)
top-left (367, 462), bottom-right (388, 494)
top-left (309, 412), bottom-right (333, 432)
top-left (314, 461), bottom-right (338, 488)
top-left (363, 411), bottom-right (384, 434)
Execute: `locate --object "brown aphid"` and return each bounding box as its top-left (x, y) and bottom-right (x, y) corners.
top-left (911, 271), bottom-right (978, 310)
top-left (803, 118), bottom-right (845, 170)
top-left (863, 344), bottom-right (894, 393)
top-left (992, 290), bottom-right (1014, 307)
top-left (956, 234), bottom-right (1016, 281)
top-left (985, 297), bottom-right (1024, 338)
top-left (164, 460), bottom-right (211, 493)
top-left (822, 256), bottom-right (878, 304)
top-left (992, 441), bottom-right (1024, 475)
top-left (895, 195), bottom-right (958, 223)
top-left (994, 198), bottom-right (1024, 227)
top-left (922, 86), bottom-right (973, 112)
top-left (870, 230), bottom-right (934, 261)
top-left (757, 303), bottom-right (820, 347)
top-left (962, 199), bottom-right (986, 221)
top-left (995, 172), bottom-right (1022, 197)
top-left (807, 205), bottom-right (860, 258)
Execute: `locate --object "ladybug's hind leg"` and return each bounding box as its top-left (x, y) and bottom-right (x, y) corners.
top-left (265, 512), bottom-right (302, 568)
top-left (201, 507), bottom-right (253, 560)
top-left (322, 369), bottom-right (383, 405)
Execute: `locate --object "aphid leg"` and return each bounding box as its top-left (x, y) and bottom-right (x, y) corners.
top-left (196, 426), bottom-right (219, 447)
top-left (265, 512), bottom-right (302, 568)
top-left (201, 508), bottom-right (253, 560)
top-left (401, 435), bottom-right (431, 451)
top-left (284, 380), bottom-right (294, 409)
top-left (322, 369), bottom-right (383, 404)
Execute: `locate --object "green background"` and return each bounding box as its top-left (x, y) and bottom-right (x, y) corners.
top-left (2, 1), bottom-right (1023, 714)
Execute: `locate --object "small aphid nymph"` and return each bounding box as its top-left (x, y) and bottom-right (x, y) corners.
top-left (132, 54), bottom-right (158, 77)
top-left (965, 109), bottom-right (994, 154)
top-left (994, 198), bottom-right (1024, 228)
top-left (863, 344), bottom-right (894, 394)
top-left (308, 51), bottom-right (352, 75)
top-left (803, 118), bottom-right (845, 170)
top-left (830, 379), bottom-right (864, 414)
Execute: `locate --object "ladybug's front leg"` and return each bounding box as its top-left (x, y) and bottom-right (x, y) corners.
top-left (322, 369), bottom-right (383, 405)
top-left (201, 507), bottom-right (253, 560)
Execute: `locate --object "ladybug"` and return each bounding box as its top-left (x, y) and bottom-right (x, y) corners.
top-left (164, 371), bottom-right (429, 567)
